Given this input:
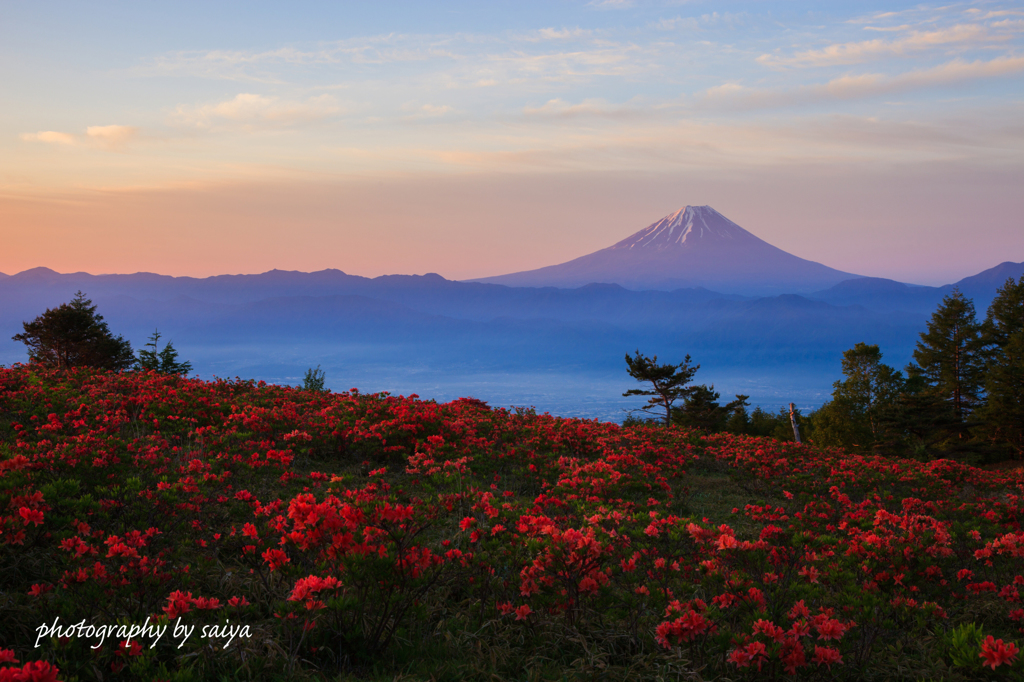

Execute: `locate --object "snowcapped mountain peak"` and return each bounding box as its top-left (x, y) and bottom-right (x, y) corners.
top-left (472, 204), bottom-right (859, 295)
top-left (610, 205), bottom-right (755, 251)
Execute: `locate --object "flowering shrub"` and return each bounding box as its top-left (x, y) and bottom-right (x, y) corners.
top-left (0, 365), bottom-right (1022, 679)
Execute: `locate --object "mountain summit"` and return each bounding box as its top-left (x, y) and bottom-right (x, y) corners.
top-left (608, 205), bottom-right (754, 251)
top-left (473, 205), bottom-right (861, 295)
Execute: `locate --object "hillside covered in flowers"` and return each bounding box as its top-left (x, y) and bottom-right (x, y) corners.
top-left (1, 366), bottom-right (1023, 681)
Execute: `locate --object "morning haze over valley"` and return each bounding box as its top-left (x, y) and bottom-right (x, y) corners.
top-left (2, 203), bottom-right (1021, 420)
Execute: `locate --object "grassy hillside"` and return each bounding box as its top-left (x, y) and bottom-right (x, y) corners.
top-left (1, 366), bottom-right (1022, 681)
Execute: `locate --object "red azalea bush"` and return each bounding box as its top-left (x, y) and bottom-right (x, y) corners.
top-left (1, 364), bottom-right (1023, 680)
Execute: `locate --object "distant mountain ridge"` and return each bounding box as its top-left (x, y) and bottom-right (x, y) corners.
top-left (2, 257), bottom-right (1021, 418)
top-left (807, 261), bottom-right (1024, 314)
top-left (472, 206), bottom-right (862, 295)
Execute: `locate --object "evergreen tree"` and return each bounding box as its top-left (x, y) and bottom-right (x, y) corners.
top-left (908, 288), bottom-right (985, 423)
top-left (872, 370), bottom-right (968, 460)
top-left (12, 291), bottom-right (134, 371)
top-left (623, 350), bottom-right (699, 425)
top-left (302, 365), bottom-right (328, 393)
top-left (746, 406), bottom-right (787, 438)
top-left (811, 343), bottom-right (905, 452)
top-left (978, 277), bottom-right (1024, 457)
top-left (723, 395), bottom-right (752, 434)
top-left (674, 385), bottom-right (749, 434)
top-left (981, 276), bottom-right (1024, 351)
top-left (979, 330), bottom-right (1024, 457)
top-left (136, 329), bottom-right (192, 375)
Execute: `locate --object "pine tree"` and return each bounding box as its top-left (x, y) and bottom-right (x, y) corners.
top-left (978, 277), bottom-right (1024, 457)
top-left (12, 291), bottom-right (134, 371)
top-left (908, 288), bottom-right (985, 423)
top-left (674, 386), bottom-right (749, 434)
top-left (137, 329), bottom-right (192, 375)
top-left (877, 375), bottom-right (962, 459)
top-left (982, 276), bottom-right (1024, 351)
top-left (623, 350), bottom-right (699, 425)
top-left (979, 331), bottom-right (1024, 457)
top-left (723, 395), bottom-right (752, 434)
top-left (812, 343), bottom-right (905, 452)
top-left (302, 365), bottom-right (328, 392)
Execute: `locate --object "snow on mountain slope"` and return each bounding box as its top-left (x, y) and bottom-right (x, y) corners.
top-left (473, 206), bottom-right (862, 295)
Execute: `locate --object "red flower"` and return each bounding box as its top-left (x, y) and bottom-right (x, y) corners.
top-left (728, 647), bottom-right (752, 668)
top-left (781, 640), bottom-right (807, 674)
top-left (162, 590), bottom-right (195, 619)
top-left (193, 596), bottom-right (221, 610)
top-left (261, 548), bottom-right (290, 571)
top-left (979, 636), bottom-right (1019, 670)
top-left (788, 600), bottom-right (811, 620)
top-left (515, 604), bottom-right (532, 620)
top-left (18, 508), bottom-right (44, 527)
top-left (118, 640), bottom-right (143, 657)
top-left (753, 619), bottom-right (786, 643)
top-left (812, 645), bottom-right (843, 668)
top-left (0, 660), bottom-right (61, 682)
top-left (728, 642), bottom-right (768, 670)
top-left (813, 616), bottom-right (848, 641)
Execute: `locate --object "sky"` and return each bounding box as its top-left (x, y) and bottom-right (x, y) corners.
top-left (2, 0), bottom-right (1023, 285)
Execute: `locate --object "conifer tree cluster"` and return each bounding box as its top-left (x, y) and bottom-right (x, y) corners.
top-left (137, 329), bottom-right (193, 375)
top-left (807, 279), bottom-right (1024, 462)
top-left (623, 351), bottom-right (751, 432)
top-left (625, 278), bottom-right (1024, 463)
top-left (12, 292), bottom-right (135, 371)
top-left (12, 292), bottom-right (192, 377)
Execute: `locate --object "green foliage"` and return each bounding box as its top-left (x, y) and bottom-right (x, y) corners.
top-left (979, 330), bottom-right (1024, 457)
top-left (909, 288), bottom-right (985, 423)
top-left (11, 291), bottom-right (134, 371)
top-left (622, 350), bottom-right (699, 425)
top-left (942, 622), bottom-right (986, 671)
top-left (811, 343), bottom-right (906, 453)
top-left (977, 277), bottom-right (1024, 459)
top-left (982, 276), bottom-right (1024, 351)
top-left (136, 329), bottom-right (192, 375)
top-left (301, 365), bottom-right (327, 393)
top-left (673, 386), bottom-right (750, 435)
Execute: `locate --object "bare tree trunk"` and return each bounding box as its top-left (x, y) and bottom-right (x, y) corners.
top-left (789, 403), bottom-right (802, 443)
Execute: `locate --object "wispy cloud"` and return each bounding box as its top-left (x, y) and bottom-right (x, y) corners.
top-left (652, 12), bottom-right (749, 31)
top-left (172, 93), bottom-right (343, 129)
top-left (86, 125), bottom-right (138, 148)
top-left (400, 102), bottom-right (455, 120)
top-left (482, 45), bottom-right (647, 82)
top-left (20, 126), bottom-right (139, 149)
top-left (20, 131), bottom-right (76, 145)
top-left (587, 0), bottom-right (634, 9)
top-left (758, 23), bottom-right (1001, 68)
top-left (529, 27), bottom-right (594, 41)
top-left (704, 55), bottom-right (1024, 109)
top-left (522, 97), bottom-right (647, 119)
top-left (966, 9), bottom-right (1024, 20)
top-left (143, 35), bottom-right (462, 83)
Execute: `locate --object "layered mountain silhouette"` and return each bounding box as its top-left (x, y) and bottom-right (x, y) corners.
top-left (473, 206), bottom-right (861, 295)
top-left (3, 253), bottom-right (1022, 418)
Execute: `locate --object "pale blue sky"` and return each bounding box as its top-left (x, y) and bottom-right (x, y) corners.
top-left (2, 1), bottom-right (1023, 283)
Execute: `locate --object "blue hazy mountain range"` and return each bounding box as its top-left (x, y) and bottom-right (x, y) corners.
top-left (1, 207), bottom-right (1021, 421)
